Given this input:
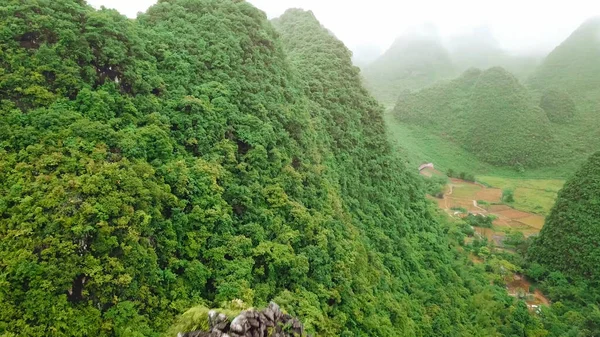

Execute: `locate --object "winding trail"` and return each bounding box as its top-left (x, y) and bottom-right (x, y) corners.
top-left (472, 200), bottom-right (487, 213)
top-left (444, 184), bottom-right (454, 209)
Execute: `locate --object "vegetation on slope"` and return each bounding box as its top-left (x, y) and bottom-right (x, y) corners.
top-left (361, 34), bottom-right (455, 105)
top-left (273, 9), bottom-right (529, 337)
top-left (393, 67), bottom-right (553, 169)
top-left (539, 89), bottom-right (576, 123)
top-left (0, 1), bottom-right (365, 335)
top-left (528, 151), bottom-right (600, 280)
top-left (529, 17), bottom-right (600, 99)
top-left (381, 18), bottom-right (600, 177)
top-left (525, 18), bottom-right (600, 170)
top-left (0, 1), bottom-right (562, 336)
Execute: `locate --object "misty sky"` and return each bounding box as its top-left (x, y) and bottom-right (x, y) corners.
top-left (87, 0), bottom-right (600, 59)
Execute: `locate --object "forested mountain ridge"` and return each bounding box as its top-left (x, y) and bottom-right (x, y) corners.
top-left (393, 67), bottom-right (553, 169)
top-left (361, 29), bottom-right (541, 106)
top-left (361, 34), bottom-right (456, 105)
top-left (528, 17), bottom-right (600, 99)
top-left (380, 16), bottom-right (600, 175)
top-left (0, 1), bottom-right (549, 336)
top-left (528, 151), bottom-right (600, 280)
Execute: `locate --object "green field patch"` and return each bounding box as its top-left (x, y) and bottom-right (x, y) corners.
top-left (477, 176), bottom-right (564, 216)
top-left (518, 216), bottom-right (546, 230)
top-left (384, 114), bottom-right (492, 173)
top-left (450, 182), bottom-right (482, 199)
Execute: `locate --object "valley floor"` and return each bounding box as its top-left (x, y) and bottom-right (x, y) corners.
top-left (429, 175), bottom-right (553, 310)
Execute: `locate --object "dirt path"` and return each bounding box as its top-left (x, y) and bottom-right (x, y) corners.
top-left (444, 184), bottom-right (454, 209)
top-left (506, 274), bottom-right (551, 308)
top-left (472, 200), bottom-right (487, 213)
top-left (440, 179), bottom-right (545, 243)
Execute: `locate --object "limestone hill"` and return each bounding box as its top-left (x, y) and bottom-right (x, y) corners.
top-left (393, 67), bottom-right (553, 168)
top-left (361, 34), bottom-right (455, 105)
top-left (528, 151), bottom-right (600, 281)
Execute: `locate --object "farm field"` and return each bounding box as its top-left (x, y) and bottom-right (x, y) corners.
top-left (429, 176), bottom-right (550, 244)
top-left (389, 109), bottom-right (566, 220)
top-left (478, 176), bottom-right (564, 216)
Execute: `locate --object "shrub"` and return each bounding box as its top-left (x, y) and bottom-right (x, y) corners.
top-left (451, 206), bottom-right (468, 213)
top-left (464, 214), bottom-right (493, 228)
top-left (526, 263), bottom-right (549, 282)
top-left (504, 231), bottom-right (526, 248)
top-left (502, 189), bottom-right (515, 203)
top-left (422, 175), bottom-right (448, 198)
top-left (460, 223), bottom-right (475, 236)
top-left (447, 169), bottom-right (475, 182)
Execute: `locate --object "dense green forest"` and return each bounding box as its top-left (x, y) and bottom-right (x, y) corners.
top-left (361, 31), bottom-right (541, 107)
top-left (367, 17), bottom-right (600, 174)
top-left (392, 67), bottom-right (553, 169)
top-left (385, 17), bottom-right (600, 173)
top-left (2, 1), bottom-right (600, 336)
top-left (382, 16), bottom-right (600, 174)
top-left (0, 1), bottom-right (550, 336)
top-left (528, 151), bottom-right (600, 280)
top-left (516, 151), bottom-right (600, 335)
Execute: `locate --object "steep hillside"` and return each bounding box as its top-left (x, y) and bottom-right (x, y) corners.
top-left (0, 1), bottom-right (548, 336)
top-left (393, 67), bottom-right (553, 169)
top-left (274, 9), bottom-right (513, 336)
top-left (529, 17), bottom-right (600, 99)
top-left (361, 34), bottom-right (455, 105)
top-left (0, 0), bottom-right (564, 337)
top-left (525, 18), bottom-right (600, 171)
top-left (528, 151), bottom-right (600, 280)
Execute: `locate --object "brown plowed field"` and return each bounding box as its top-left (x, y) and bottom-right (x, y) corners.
top-left (488, 205), bottom-right (511, 212)
top-left (474, 188), bottom-right (502, 202)
top-left (495, 209), bottom-right (533, 219)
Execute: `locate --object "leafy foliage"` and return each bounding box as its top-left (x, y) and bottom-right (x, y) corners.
top-left (528, 151), bottom-right (600, 281)
top-left (464, 214), bottom-right (493, 228)
top-left (540, 89), bottom-right (577, 123)
top-left (502, 189), bottom-right (515, 203)
top-left (421, 175), bottom-right (448, 198)
top-left (447, 169), bottom-right (475, 182)
top-left (0, 1), bottom-right (554, 336)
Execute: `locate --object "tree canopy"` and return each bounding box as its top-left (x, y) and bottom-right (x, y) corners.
top-left (0, 1), bottom-right (556, 336)
top-left (528, 151), bottom-right (600, 281)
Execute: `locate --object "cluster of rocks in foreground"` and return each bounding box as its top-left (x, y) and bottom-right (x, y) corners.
top-left (179, 302), bottom-right (307, 337)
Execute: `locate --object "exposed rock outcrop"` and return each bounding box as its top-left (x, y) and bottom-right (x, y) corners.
top-left (178, 302), bottom-right (306, 337)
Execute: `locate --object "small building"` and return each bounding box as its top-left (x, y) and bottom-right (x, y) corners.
top-left (418, 163), bottom-right (434, 171)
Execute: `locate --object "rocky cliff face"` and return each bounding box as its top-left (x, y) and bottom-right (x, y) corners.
top-left (179, 303), bottom-right (306, 337)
